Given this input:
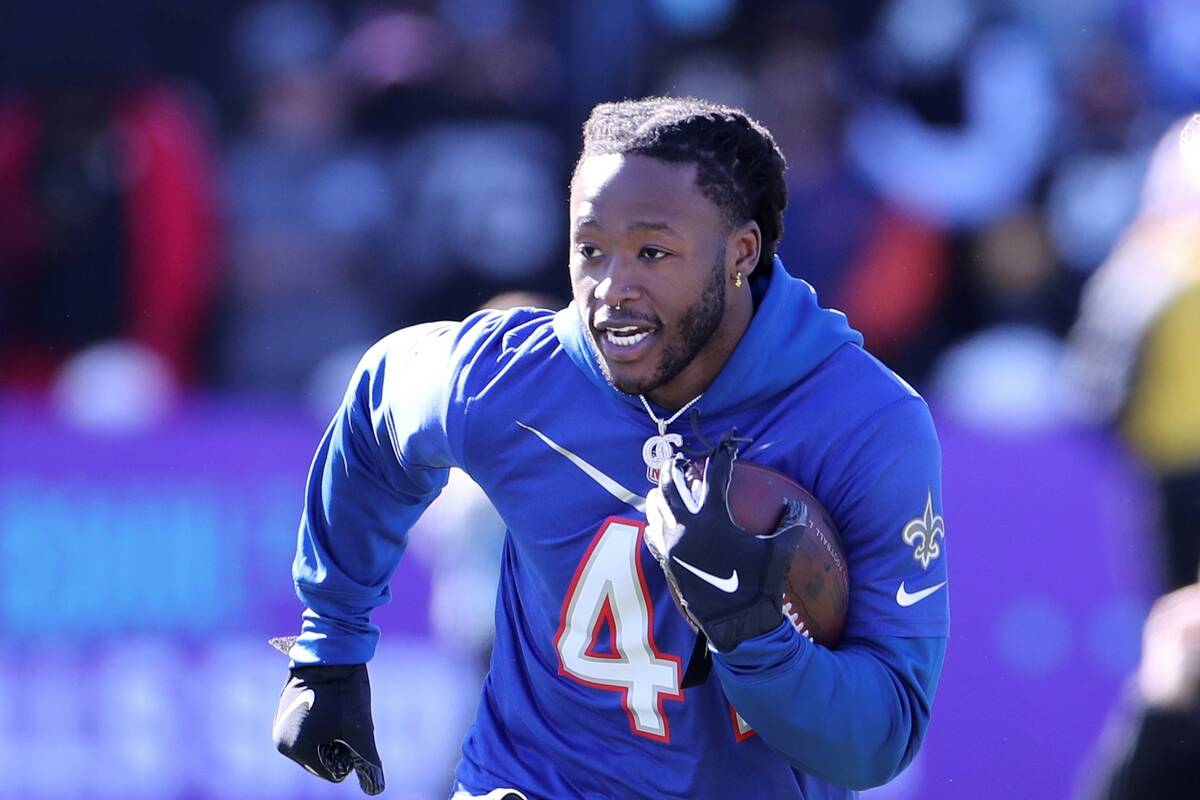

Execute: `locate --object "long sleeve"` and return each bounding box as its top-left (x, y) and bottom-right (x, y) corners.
top-left (287, 314), bottom-right (504, 666)
top-left (714, 393), bottom-right (949, 789)
top-left (715, 625), bottom-right (944, 789)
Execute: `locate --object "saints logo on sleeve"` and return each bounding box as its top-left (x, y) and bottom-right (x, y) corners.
top-left (895, 491), bottom-right (946, 608)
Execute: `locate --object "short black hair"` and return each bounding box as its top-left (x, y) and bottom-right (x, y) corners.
top-left (577, 96), bottom-right (788, 276)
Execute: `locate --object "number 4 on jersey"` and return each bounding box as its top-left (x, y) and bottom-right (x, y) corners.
top-left (555, 517), bottom-right (683, 741)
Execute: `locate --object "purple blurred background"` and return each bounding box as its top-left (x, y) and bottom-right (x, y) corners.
top-left (0, 400), bottom-right (1157, 798)
top-left (3, 0), bottom-right (1199, 798)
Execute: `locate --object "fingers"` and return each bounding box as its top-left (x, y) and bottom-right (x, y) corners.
top-left (763, 498), bottom-right (809, 541)
top-left (277, 740), bottom-right (341, 784)
top-left (704, 441), bottom-right (738, 511)
top-left (272, 666), bottom-right (383, 792)
top-left (645, 486), bottom-right (686, 559)
top-left (355, 758), bottom-right (386, 796)
top-left (660, 458), bottom-right (702, 518)
top-left (644, 487), bottom-right (671, 558)
top-left (318, 739), bottom-right (386, 795)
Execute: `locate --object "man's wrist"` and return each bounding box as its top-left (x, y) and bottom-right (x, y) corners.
top-left (702, 598), bottom-right (784, 653)
top-left (291, 664), bottom-right (364, 681)
top-left (711, 619), bottom-right (802, 673)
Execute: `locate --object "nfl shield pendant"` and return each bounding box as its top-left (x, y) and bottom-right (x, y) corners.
top-left (643, 433), bottom-right (683, 484)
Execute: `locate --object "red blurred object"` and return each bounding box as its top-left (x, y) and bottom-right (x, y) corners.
top-left (0, 84), bottom-right (220, 387)
top-left (838, 206), bottom-right (949, 360)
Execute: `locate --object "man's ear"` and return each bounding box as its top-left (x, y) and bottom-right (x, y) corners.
top-left (728, 221), bottom-right (762, 278)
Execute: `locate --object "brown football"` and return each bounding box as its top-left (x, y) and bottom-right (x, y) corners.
top-left (688, 458), bottom-right (849, 646)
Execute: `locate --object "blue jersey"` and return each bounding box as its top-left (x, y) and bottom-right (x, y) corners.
top-left (289, 260), bottom-right (950, 799)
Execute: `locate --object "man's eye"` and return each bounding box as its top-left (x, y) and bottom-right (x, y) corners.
top-left (640, 247), bottom-right (670, 261)
top-left (576, 244), bottom-right (603, 260)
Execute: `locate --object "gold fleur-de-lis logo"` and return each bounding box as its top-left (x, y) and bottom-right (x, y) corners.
top-left (901, 491), bottom-right (945, 570)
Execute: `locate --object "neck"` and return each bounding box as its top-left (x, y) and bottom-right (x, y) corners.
top-left (645, 293), bottom-right (754, 410)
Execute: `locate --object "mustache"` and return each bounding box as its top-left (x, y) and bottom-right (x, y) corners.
top-left (591, 309), bottom-right (658, 328)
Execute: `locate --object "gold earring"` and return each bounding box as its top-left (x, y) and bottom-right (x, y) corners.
top-left (734, 272), bottom-right (743, 288)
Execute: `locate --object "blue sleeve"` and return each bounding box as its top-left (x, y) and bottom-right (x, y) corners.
top-left (287, 314), bottom-right (506, 666)
top-left (713, 395), bottom-right (949, 788)
top-left (715, 627), bottom-right (945, 789)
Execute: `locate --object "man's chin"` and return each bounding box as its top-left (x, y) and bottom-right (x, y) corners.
top-left (602, 362), bottom-right (659, 397)
top-left (586, 331), bottom-right (656, 395)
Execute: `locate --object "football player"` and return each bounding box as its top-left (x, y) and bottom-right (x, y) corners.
top-left (272, 97), bottom-right (949, 798)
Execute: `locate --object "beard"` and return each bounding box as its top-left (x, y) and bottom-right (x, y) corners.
top-left (600, 254), bottom-right (727, 398)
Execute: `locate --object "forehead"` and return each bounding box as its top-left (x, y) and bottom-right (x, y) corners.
top-left (570, 153), bottom-right (717, 230)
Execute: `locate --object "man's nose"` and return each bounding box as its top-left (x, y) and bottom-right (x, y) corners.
top-left (594, 255), bottom-right (642, 308)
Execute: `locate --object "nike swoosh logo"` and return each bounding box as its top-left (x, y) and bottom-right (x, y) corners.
top-left (272, 688), bottom-right (315, 741)
top-left (896, 580), bottom-right (947, 607)
top-left (517, 422), bottom-right (646, 513)
top-left (672, 556), bottom-right (739, 593)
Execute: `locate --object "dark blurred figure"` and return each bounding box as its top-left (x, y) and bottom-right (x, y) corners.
top-left (1073, 113), bottom-right (1200, 800)
top-left (1086, 583), bottom-right (1200, 800)
top-left (0, 1), bottom-right (220, 389)
top-left (216, 0), bottom-right (402, 394)
top-left (927, 210), bottom-right (1066, 432)
top-left (1064, 115), bottom-right (1200, 592)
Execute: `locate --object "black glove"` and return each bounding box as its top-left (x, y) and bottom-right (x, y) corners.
top-left (272, 663), bottom-right (385, 796)
top-left (645, 440), bottom-right (805, 653)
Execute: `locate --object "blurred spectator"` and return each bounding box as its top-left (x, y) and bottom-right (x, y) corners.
top-left (341, 3), bottom-right (566, 141)
top-left (216, 0), bottom-right (400, 393)
top-left (743, 9), bottom-right (953, 372)
top-left (833, 206), bottom-right (950, 369)
top-left (390, 119), bottom-right (565, 321)
top-left (846, 8), bottom-right (1057, 229)
top-left (1064, 115), bottom-right (1200, 591)
top-left (1137, 0), bottom-right (1200, 106)
top-left (1084, 582), bottom-right (1200, 800)
top-left (654, 50), bottom-right (755, 112)
top-left (0, 1), bottom-right (220, 390)
top-left (752, 13), bottom-right (877, 301)
top-left (1043, 148), bottom-right (1146, 275)
top-left (928, 210), bottom-right (1069, 431)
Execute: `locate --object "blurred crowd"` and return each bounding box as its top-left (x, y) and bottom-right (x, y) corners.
top-left (1, 0), bottom-right (1198, 430)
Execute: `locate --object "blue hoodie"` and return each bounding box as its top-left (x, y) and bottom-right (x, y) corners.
top-left (290, 260), bottom-right (949, 798)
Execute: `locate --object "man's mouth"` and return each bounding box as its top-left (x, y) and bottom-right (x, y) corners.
top-left (603, 326), bottom-right (653, 347)
top-left (594, 318), bottom-right (659, 362)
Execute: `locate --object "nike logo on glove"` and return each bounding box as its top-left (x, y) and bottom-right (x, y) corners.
top-left (272, 688), bottom-right (315, 741)
top-left (672, 557), bottom-right (739, 593)
top-left (895, 580), bottom-right (947, 607)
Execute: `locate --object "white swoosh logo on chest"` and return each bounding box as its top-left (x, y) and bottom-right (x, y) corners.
top-left (517, 422), bottom-right (646, 513)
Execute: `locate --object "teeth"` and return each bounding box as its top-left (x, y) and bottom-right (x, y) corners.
top-left (605, 329), bottom-right (651, 347)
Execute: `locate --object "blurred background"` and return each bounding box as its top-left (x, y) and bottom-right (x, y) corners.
top-left (2, 0), bottom-right (1199, 797)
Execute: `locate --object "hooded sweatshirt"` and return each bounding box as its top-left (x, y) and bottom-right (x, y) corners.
top-left (290, 260), bottom-right (949, 799)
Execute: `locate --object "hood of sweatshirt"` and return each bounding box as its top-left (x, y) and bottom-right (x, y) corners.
top-left (553, 257), bottom-right (864, 417)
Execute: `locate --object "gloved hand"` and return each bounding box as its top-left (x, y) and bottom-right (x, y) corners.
top-left (272, 663), bottom-right (385, 795)
top-left (645, 440), bottom-right (805, 653)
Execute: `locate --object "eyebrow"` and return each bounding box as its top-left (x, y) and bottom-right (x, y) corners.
top-left (574, 217), bottom-right (681, 235)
